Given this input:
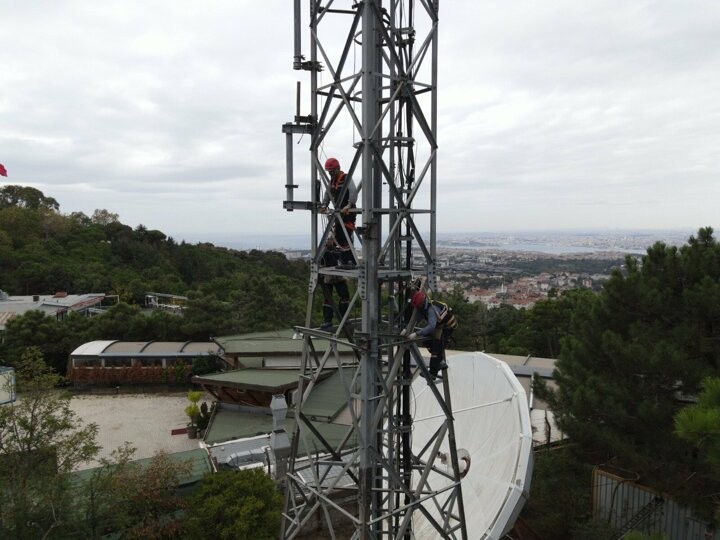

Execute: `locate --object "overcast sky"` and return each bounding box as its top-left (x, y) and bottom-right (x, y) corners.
top-left (2, 1), bottom-right (719, 245)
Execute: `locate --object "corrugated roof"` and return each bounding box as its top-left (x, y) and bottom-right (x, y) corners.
top-left (237, 356), bottom-right (265, 368)
top-left (301, 370), bottom-right (350, 421)
top-left (71, 341), bottom-right (219, 357)
top-left (489, 352), bottom-right (556, 371)
top-left (71, 448), bottom-right (212, 487)
top-left (214, 329), bottom-right (355, 356)
top-left (70, 340), bottom-right (117, 356)
top-left (181, 342), bottom-right (221, 354)
top-left (194, 368), bottom-right (333, 392)
top-left (143, 341), bottom-right (186, 353)
top-left (195, 364), bottom-right (349, 420)
top-left (104, 341), bottom-right (150, 353)
top-left (134, 448), bottom-right (213, 485)
top-left (205, 408), bottom-right (278, 444)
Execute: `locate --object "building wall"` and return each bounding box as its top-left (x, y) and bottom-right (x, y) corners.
top-left (67, 355), bottom-right (203, 386)
top-left (0, 367), bottom-right (16, 404)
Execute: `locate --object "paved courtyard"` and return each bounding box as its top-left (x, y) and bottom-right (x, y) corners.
top-left (69, 392), bottom-right (212, 469)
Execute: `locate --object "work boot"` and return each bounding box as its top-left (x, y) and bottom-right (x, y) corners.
top-left (422, 372), bottom-right (442, 385)
top-left (322, 305), bottom-right (334, 327)
top-left (429, 355), bottom-right (441, 374)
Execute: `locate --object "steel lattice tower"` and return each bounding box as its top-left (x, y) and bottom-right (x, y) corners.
top-left (281, 2), bottom-right (466, 538)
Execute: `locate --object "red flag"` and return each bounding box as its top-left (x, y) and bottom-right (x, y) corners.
top-left (0, 163), bottom-right (6, 177)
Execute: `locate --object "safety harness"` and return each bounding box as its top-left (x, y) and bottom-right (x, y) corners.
top-left (431, 300), bottom-right (458, 330)
top-left (330, 171), bottom-right (356, 231)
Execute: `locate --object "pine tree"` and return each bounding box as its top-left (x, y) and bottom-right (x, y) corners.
top-left (539, 228), bottom-right (720, 480)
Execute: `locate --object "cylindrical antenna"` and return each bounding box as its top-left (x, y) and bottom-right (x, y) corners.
top-left (293, 0), bottom-right (302, 69)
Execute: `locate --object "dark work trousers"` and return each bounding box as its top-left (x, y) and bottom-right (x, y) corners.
top-left (423, 327), bottom-right (454, 375)
top-left (322, 278), bottom-right (349, 325)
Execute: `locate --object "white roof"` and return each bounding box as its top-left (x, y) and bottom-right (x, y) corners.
top-left (0, 293), bottom-right (105, 330)
top-left (70, 340), bottom-right (117, 356)
top-left (412, 352), bottom-right (534, 539)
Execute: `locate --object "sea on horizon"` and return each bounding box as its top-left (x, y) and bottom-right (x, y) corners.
top-left (178, 229), bottom-right (692, 256)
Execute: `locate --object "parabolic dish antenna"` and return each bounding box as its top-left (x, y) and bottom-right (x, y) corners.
top-left (411, 352), bottom-right (534, 539)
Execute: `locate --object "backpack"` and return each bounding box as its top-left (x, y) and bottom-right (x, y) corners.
top-left (431, 300), bottom-right (458, 330)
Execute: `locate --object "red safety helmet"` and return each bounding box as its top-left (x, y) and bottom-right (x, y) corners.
top-left (410, 291), bottom-right (426, 309)
top-left (324, 157), bottom-right (340, 171)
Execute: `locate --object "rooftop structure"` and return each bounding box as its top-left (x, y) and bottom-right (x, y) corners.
top-left (212, 329), bottom-right (356, 369)
top-left (0, 290), bottom-right (105, 331)
top-left (67, 340), bottom-right (221, 386)
top-left (70, 340), bottom-right (220, 359)
top-left (0, 366), bottom-right (16, 405)
top-left (72, 447), bottom-right (213, 496)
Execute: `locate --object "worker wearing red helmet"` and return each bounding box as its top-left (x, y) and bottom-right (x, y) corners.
top-left (319, 157), bottom-right (358, 268)
top-left (404, 290), bottom-right (458, 380)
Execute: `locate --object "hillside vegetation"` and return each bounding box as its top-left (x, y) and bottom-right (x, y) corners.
top-left (0, 185), bottom-right (309, 371)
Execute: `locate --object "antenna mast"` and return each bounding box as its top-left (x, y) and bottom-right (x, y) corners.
top-left (281, 2), bottom-right (466, 538)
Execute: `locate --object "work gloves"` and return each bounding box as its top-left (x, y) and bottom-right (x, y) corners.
top-left (399, 329), bottom-right (418, 340)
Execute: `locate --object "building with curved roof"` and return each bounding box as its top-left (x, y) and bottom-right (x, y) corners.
top-left (67, 340), bottom-right (221, 386)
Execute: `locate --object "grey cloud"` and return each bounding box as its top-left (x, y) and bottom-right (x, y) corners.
top-left (2, 1), bottom-right (719, 237)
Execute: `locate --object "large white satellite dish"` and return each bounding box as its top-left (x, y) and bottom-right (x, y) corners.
top-left (411, 352), bottom-right (534, 539)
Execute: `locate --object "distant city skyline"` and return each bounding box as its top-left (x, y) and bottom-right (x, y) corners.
top-left (182, 227), bottom-right (697, 254)
top-left (2, 2), bottom-right (719, 238)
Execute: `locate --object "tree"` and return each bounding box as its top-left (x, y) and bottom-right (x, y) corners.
top-left (538, 228), bottom-right (720, 481)
top-left (77, 444), bottom-right (191, 539)
top-left (0, 184), bottom-right (59, 211)
top-left (0, 205), bottom-right (43, 249)
top-left (515, 289), bottom-right (598, 358)
top-left (674, 377), bottom-right (720, 521)
top-left (91, 208), bottom-right (119, 225)
top-left (88, 302), bottom-right (144, 340)
top-left (181, 296), bottom-right (241, 340)
top-left (519, 447), bottom-right (603, 539)
top-left (231, 274), bottom-right (306, 332)
top-left (183, 469), bottom-right (283, 540)
top-left (434, 286), bottom-right (486, 351)
top-left (675, 376), bottom-right (720, 473)
top-left (2, 309), bottom-right (73, 375)
top-left (486, 303), bottom-right (527, 353)
top-left (0, 347), bottom-right (100, 538)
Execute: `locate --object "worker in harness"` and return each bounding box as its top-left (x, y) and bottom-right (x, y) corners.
top-left (319, 236), bottom-right (350, 330)
top-left (403, 291), bottom-right (458, 380)
top-left (318, 157), bottom-right (357, 269)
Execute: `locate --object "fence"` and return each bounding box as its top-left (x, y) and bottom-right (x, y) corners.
top-left (593, 467), bottom-right (717, 540)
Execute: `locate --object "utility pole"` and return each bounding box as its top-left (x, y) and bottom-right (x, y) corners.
top-left (281, 2), bottom-right (466, 538)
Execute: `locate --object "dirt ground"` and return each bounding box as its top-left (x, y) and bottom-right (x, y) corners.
top-left (69, 392), bottom-right (212, 469)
